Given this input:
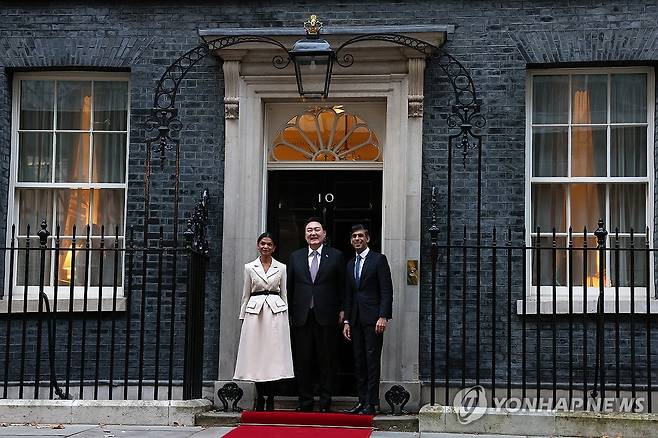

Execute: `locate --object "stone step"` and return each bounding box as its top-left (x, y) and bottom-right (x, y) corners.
top-left (195, 409), bottom-right (418, 432)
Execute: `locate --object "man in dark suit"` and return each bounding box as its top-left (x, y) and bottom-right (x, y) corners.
top-left (342, 224), bottom-right (393, 415)
top-left (287, 217), bottom-right (345, 412)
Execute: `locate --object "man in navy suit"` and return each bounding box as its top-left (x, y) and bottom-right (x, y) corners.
top-left (342, 224), bottom-right (393, 415)
top-left (287, 217), bottom-right (345, 412)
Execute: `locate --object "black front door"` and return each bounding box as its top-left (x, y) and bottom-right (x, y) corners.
top-left (267, 169), bottom-right (383, 396)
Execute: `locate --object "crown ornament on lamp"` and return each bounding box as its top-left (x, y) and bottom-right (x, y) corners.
top-left (304, 15), bottom-right (323, 35)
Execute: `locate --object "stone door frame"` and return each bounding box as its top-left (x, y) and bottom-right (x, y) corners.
top-left (214, 38), bottom-right (434, 411)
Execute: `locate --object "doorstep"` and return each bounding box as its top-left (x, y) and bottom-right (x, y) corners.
top-left (195, 409), bottom-right (419, 431)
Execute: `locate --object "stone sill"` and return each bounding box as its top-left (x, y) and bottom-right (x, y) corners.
top-left (0, 297), bottom-right (126, 313)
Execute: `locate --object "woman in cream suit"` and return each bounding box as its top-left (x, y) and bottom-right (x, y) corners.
top-left (234, 232), bottom-right (294, 411)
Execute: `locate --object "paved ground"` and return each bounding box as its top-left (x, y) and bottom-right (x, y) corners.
top-left (0, 426), bottom-right (410, 437)
top-left (0, 425), bottom-right (560, 438)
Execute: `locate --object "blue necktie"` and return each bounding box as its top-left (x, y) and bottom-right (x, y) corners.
top-left (354, 254), bottom-right (362, 288)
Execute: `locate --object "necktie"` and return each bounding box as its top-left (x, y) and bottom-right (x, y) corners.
top-left (310, 250), bottom-right (319, 282)
top-left (354, 254), bottom-right (362, 288)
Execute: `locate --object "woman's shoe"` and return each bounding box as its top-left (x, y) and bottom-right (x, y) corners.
top-left (265, 396), bottom-right (275, 411)
top-left (255, 395), bottom-right (265, 411)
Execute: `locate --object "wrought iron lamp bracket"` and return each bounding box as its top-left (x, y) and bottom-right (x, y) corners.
top-left (145, 36), bottom-right (291, 164)
top-left (334, 34), bottom-right (486, 163)
top-left (144, 23), bottom-right (487, 245)
top-left (147, 29), bottom-right (487, 166)
top-left (448, 102), bottom-right (485, 166)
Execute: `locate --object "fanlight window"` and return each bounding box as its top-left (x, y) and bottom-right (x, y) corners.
top-left (269, 106), bottom-right (381, 162)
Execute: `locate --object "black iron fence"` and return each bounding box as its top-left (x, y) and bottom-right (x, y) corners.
top-left (0, 192), bottom-right (209, 401)
top-left (429, 219), bottom-right (657, 412)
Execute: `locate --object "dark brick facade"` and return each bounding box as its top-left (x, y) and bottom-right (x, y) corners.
top-left (0, 0), bottom-right (657, 397)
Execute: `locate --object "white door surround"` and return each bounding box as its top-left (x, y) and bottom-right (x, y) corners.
top-left (205, 27), bottom-right (448, 411)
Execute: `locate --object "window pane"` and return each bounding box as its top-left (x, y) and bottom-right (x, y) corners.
top-left (611, 126), bottom-right (647, 177)
top-left (90, 238), bottom-right (123, 287)
top-left (571, 127), bottom-right (606, 176)
top-left (57, 238), bottom-right (87, 286)
top-left (20, 80), bottom-right (54, 130)
top-left (610, 184), bottom-right (646, 233)
top-left (56, 132), bottom-right (90, 182)
top-left (532, 75), bottom-right (569, 124)
top-left (611, 74), bottom-right (647, 123)
top-left (17, 189), bottom-right (53, 235)
top-left (572, 75), bottom-right (607, 124)
top-left (572, 237), bottom-right (603, 287)
top-left (92, 133), bottom-right (126, 183)
top-left (91, 189), bottom-right (125, 236)
top-left (18, 132), bottom-right (52, 182)
top-left (570, 184), bottom-right (605, 233)
top-left (270, 107), bottom-right (382, 162)
top-left (56, 189), bottom-right (91, 236)
top-left (531, 237), bottom-right (566, 286)
top-left (532, 184), bottom-right (566, 232)
top-left (57, 81), bottom-right (92, 130)
top-left (93, 81), bottom-right (128, 131)
top-left (16, 237), bottom-right (51, 287)
top-left (610, 237), bottom-right (647, 287)
top-left (532, 127), bottom-right (568, 176)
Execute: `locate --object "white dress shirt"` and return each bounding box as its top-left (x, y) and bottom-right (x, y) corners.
top-left (308, 244), bottom-right (323, 269)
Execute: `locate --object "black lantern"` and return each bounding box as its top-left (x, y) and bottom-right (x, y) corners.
top-left (289, 15), bottom-right (335, 99)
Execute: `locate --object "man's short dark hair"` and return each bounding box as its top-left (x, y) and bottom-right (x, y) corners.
top-left (351, 223), bottom-right (369, 237)
top-left (305, 216), bottom-right (325, 230)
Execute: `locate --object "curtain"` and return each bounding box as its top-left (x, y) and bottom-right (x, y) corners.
top-left (609, 74), bottom-right (648, 287)
top-left (611, 127), bottom-right (646, 177)
top-left (92, 81), bottom-right (127, 183)
top-left (610, 184), bottom-right (647, 286)
top-left (18, 81), bottom-right (54, 183)
top-left (611, 74), bottom-right (647, 123)
top-left (19, 80), bottom-right (53, 130)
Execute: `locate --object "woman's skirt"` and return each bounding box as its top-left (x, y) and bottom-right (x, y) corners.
top-left (233, 307), bottom-right (294, 382)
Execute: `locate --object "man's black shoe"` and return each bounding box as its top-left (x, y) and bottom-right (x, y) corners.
top-left (360, 404), bottom-right (377, 415)
top-left (343, 403), bottom-right (366, 414)
top-left (319, 406), bottom-right (331, 413)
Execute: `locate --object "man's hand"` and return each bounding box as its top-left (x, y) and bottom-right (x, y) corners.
top-left (342, 323), bottom-right (351, 341)
top-left (375, 317), bottom-right (387, 335)
top-left (338, 310), bottom-right (345, 325)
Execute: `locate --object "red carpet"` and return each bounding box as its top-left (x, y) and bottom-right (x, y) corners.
top-left (223, 411), bottom-right (374, 438)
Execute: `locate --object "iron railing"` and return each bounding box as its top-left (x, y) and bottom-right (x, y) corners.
top-left (428, 218), bottom-right (657, 412)
top-left (0, 193), bottom-right (209, 401)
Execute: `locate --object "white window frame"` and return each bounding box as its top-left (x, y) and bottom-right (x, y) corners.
top-left (3, 72), bottom-right (130, 310)
top-left (523, 66), bottom-right (658, 314)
